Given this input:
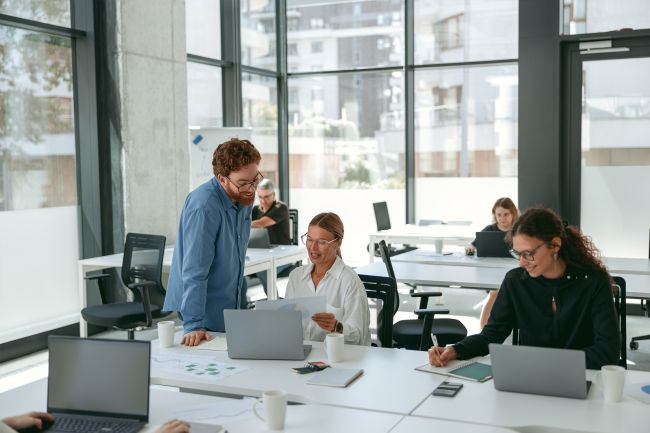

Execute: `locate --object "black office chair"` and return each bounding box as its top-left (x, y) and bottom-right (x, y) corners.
top-left (513, 275), bottom-right (627, 367)
top-left (612, 275), bottom-right (627, 367)
top-left (629, 230), bottom-right (649, 351)
top-left (359, 274), bottom-right (396, 348)
top-left (370, 202), bottom-right (417, 257)
top-left (81, 233), bottom-right (169, 340)
top-left (377, 240), bottom-right (468, 350)
top-left (288, 208), bottom-right (299, 246)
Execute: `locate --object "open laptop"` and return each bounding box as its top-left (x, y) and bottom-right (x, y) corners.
top-left (489, 343), bottom-right (592, 399)
top-left (224, 309), bottom-right (312, 360)
top-left (474, 231), bottom-right (511, 258)
top-left (248, 228), bottom-right (272, 249)
top-left (46, 336), bottom-right (150, 433)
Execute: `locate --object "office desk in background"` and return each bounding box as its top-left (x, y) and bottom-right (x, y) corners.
top-left (78, 245), bottom-right (307, 337)
top-left (368, 224), bottom-right (478, 262)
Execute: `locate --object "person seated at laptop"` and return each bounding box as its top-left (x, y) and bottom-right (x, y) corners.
top-left (286, 212), bottom-right (371, 345)
top-left (466, 197), bottom-right (519, 329)
top-left (249, 179), bottom-right (292, 294)
top-left (0, 413), bottom-right (190, 433)
top-left (429, 207), bottom-right (620, 370)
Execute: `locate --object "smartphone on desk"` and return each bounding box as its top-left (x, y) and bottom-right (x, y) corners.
top-left (432, 380), bottom-right (463, 397)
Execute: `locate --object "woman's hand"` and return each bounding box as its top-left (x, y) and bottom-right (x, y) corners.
top-left (465, 245), bottom-right (476, 256)
top-left (428, 346), bottom-right (458, 367)
top-left (2, 412), bottom-right (54, 431)
top-left (156, 420), bottom-right (191, 433)
top-left (312, 312), bottom-right (337, 332)
top-left (180, 330), bottom-right (212, 347)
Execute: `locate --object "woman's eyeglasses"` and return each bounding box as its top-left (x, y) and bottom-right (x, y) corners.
top-left (509, 242), bottom-right (547, 261)
top-left (301, 234), bottom-right (338, 248)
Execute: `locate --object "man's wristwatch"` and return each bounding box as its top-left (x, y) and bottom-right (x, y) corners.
top-left (334, 321), bottom-right (343, 333)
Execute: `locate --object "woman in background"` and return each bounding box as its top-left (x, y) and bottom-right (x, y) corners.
top-left (286, 212), bottom-right (371, 345)
top-left (466, 197), bottom-right (519, 328)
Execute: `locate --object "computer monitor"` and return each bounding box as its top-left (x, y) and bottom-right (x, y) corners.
top-left (373, 201), bottom-right (391, 231)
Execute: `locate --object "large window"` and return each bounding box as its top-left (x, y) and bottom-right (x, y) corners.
top-left (241, 0), bottom-right (277, 71)
top-left (242, 72), bottom-right (279, 183)
top-left (289, 71), bottom-right (405, 264)
top-left (413, 0), bottom-right (518, 228)
top-left (562, 0), bottom-right (650, 35)
top-left (187, 63), bottom-right (223, 128)
top-left (0, 10), bottom-right (81, 344)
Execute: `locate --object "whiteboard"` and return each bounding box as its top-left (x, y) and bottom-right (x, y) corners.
top-left (189, 127), bottom-right (252, 189)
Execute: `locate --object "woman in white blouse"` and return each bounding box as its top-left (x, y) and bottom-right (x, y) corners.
top-left (286, 212), bottom-right (371, 345)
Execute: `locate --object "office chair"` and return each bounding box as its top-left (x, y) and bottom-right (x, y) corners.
top-left (629, 230), bottom-right (650, 351)
top-left (612, 276), bottom-right (627, 367)
top-left (377, 240), bottom-right (468, 350)
top-left (371, 201), bottom-right (417, 257)
top-left (512, 275), bottom-right (626, 367)
top-left (288, 208), bottom-right (299, 246)
top-left (81, 233), bottom-right (169, 340)
top-left (358, 274), bottom-right (396, 348)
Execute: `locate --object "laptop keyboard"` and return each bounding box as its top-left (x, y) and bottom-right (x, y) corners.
top-left (49, 417), bottom-right (140, 433)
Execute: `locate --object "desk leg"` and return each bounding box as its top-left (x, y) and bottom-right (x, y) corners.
top-left (267, 264), bottom-right (278, 300)
top-left (78, 263), bottom-right (88, 337)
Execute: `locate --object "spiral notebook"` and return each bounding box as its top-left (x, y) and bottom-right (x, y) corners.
top-left (415, 360), bottom-right (493, 382)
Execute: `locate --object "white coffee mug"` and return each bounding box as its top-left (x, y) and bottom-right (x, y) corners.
top-left (253, 389), bottom-right (287, 430)
top-left (325, 333), bottom-right (345, 363)
top-left (601, 365), bottom-right (626, 403)
top-left (157, 321), bottom-right (175, 348)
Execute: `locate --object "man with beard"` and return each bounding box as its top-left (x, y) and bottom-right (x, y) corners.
top-left (164, 139), bottom-right (262, 346)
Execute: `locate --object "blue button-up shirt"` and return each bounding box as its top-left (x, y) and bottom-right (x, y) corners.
top-left (164, 177), bottom-right (251, 332)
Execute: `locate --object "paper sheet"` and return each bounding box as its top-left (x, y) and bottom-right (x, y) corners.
top-left (196, 335), bottom-right (228, 351)
top-left (625, 382), bottom-right (650, 404)
top-left (152, 353), bottom-right (247, 381)
top-left (172, 399), bottom-right (256, 424)
top-left (256, 296), bottom-right (327, 327)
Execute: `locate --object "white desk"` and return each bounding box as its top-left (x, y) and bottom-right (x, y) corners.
top-left (78, 245), bottom-right (307, 337)
top-left (0, 378), bottom-right (404, 433)
top-left (368, 224), bottom-right (478, 262)
top-left (150, 338), bottom-right (441, 415)
top-left (355, 261), bottom-right (507, 290)
top-left (411, 368), bottom-right (650, 433)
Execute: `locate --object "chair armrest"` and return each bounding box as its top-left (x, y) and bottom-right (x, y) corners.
top-left (128, 281), bottom-right (156, 327)
top-left (414, 308), bottom-right (450, 316)
top-left (411, 291), bottom-right (442, 310)
top-left (416, 308), bottom-right (450, 351)
top-left (85, 273), bottom-right (111, 281)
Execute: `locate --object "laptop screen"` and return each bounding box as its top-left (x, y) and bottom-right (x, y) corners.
top-left (48, 337), bottom-right (150, 421)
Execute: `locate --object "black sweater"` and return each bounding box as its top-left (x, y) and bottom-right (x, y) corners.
top-left (453, 266), bottom-right (620, 369)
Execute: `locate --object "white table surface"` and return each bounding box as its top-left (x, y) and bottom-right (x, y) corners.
top-left (411, 368), bottom-right (650, 433)
top-left (355, 261), bottom-right (507, 290)
top-left (392, 250), bottom-right (650, 275)
top-left (150, 336), bottom-right (442, 415)
top-left (369, 224), bottom-right (479, 261)
top-left (78, 245), bottom-right (307, 336)
top-left (0, 378), bottom-right (404, 433)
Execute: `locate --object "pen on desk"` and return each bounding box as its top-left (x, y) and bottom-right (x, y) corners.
top-left (431, 333), bottom-right (439, 348)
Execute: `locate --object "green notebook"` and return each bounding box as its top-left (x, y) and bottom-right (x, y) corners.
top-left (416, 360), bottom-right (493, 382)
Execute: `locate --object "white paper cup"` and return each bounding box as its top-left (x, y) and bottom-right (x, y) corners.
top-left (601, 364), bottom-right (626, 403)
top-left (325, 333), bottom-right (345, 363)
top-left (253, 389), bottom-right (287, 430)
top-left (157, 321), bottom-right (175, 348)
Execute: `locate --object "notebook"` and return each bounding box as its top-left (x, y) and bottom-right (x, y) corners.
top-left (46, 336), bottom-right (150, 433)
top-left (306, 367), bottom-right (364, 387)
top-left (224, 309), bottom-right (312, 360)
top-left (474, 231), bottom-right (511, 258)
top-left (489, 343), bottom-right (592, 399)
top-left (416, 360), bottom-right (493, 382)
top-left (248, 228), bottom-right (272, 248)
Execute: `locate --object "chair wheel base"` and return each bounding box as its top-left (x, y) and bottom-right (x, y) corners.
top-left (630, 341), bottom-right (639, 350)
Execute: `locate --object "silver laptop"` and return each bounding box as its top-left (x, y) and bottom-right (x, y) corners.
top-left (489, 343), bottom-right (592, 399)
top-left (224, 309), bottom-right (312, 360)
top-left (248, 228), bottom-right (272, 249)
top-left (47, 336), bottom-right (150, 433)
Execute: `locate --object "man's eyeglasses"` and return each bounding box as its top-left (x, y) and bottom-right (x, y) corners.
top-left (224, 172), bottom-right (263, 192)
top-left (301, 234), bottom-right (338, 248)
top-left (509, 242), bottom-right (547, 261)
top-left (257, 192), bottom-right (274, 200)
